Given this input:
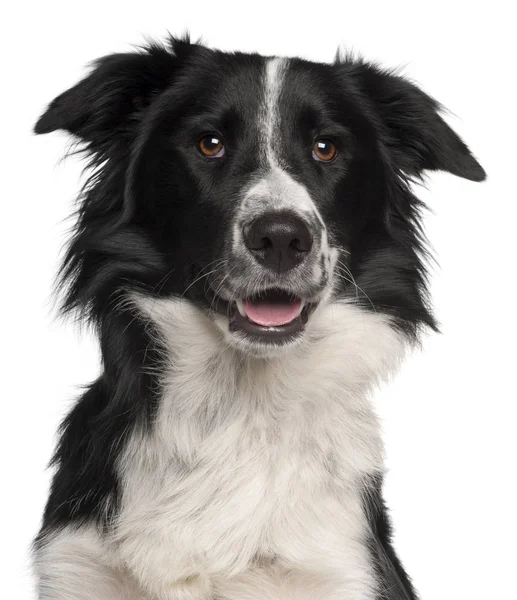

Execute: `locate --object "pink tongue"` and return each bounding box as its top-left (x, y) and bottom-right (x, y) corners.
top-left (242, 297), bottom-right (302, 327)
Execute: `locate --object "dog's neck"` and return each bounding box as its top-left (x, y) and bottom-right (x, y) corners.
top-left (134, 296), bottom-right (407, 453)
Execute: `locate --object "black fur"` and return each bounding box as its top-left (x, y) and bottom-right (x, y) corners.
top-left (34, 35), bottom-right (485, 597)
top-left (364, 475), bottom-right (419, 600)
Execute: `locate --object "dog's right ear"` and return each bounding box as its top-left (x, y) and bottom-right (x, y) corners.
top-left (335, 57), bottom-right (486, 182)
top-left (34, 38), bottom-right (194, 144)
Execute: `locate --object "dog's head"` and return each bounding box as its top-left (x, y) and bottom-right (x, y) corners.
top-left (36, 37), bottom-right (485, 357)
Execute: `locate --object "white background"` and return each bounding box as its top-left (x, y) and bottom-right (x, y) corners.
top-left (2, 1), bottom-right (515, 598)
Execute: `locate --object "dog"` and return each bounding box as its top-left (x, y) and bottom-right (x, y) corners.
top-left (32, 35), bottom-right (485, 600)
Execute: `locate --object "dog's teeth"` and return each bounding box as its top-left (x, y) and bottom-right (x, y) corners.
top-left (236, 299), bottom-right (246, 317)
top-left (296, 301), bottom-right (305, 318)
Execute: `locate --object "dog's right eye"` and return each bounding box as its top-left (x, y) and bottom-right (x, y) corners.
top-left (312, 139), bottom-right (337, 162)
top-left (198, 134), bottom-right (225, 158)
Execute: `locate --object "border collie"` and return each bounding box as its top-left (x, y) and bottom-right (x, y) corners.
top-left (32, 35), bottom-right (485, 600)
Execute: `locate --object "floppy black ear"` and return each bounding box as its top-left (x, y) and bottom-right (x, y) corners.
top-left (342, 61), bottom-right (486, 182)
top-left (34, 38), bottom-right (192, 144)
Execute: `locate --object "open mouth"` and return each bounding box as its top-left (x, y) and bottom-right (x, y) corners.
top-left (229, 288), bottom-right (312, 343)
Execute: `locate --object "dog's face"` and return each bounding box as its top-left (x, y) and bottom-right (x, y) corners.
top-left (36, 38), bottom-right (485, 357)
top-left (128, 52), bottom-right (383, 355)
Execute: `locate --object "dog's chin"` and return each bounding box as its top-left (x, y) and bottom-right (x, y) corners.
top-left (212, 288), bottom-right (320, 359)
top-left (217, 319), bottom-right (309, 359)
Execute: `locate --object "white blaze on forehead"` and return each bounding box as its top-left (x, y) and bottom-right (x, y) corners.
top-left (243, 170), bottom-right (319, 215)
top-left (243, 57), bottom-right (326, 221)
top-left (233, 56), bottom-right (331, 262)
top-left (263, 57), bottom-right (288, 166)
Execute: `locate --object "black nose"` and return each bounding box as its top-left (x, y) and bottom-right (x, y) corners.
top-left (243, 212), bottom-right (313, 273)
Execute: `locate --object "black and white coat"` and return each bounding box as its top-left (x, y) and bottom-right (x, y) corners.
top-left (32, 37), bottom-right (485, 600)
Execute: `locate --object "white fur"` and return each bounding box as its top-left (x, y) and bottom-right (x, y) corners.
top-left (34, 526), bottom-right (145, 600)
top-left (35, 297), bottom-right (406, 600)
top-left (121, 297), bottom-right (406, 600)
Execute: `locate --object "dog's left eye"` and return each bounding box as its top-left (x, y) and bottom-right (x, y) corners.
top-left (312, 139), bottom-right (337, 162)
top-left (199, 134), bottom-right (225, 158)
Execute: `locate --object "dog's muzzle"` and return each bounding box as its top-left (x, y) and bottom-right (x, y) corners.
top-left (207, 208), bottom-right (332, 354)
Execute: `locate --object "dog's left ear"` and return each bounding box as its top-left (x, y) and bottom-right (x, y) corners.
top-left (34, 38), bottom-right (196, 146)
top-left (341, 61), bottom-right (486, 182)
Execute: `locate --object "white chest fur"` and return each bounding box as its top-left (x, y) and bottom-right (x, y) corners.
top-left (111, 298), bottom-right (407, 600)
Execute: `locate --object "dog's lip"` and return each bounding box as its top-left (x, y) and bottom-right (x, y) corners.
top-left (237, 290), bottom-right (304, 327)
top-left (225, 288), bottom-right (317, 343)
top-left (229, 302), bottom-right (311, 341)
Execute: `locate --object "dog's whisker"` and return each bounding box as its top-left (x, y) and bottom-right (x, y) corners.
top-left (335, 260), bottom-right (376, 311)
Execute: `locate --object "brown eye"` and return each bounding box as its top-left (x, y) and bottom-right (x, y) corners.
top-left (199, 134), bottom-right (225, 158)
top-left (312, 139), bottom-right (337, 162)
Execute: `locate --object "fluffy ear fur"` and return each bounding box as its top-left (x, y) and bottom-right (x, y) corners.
top-left (34, 37), bottom-right (194, 145)
top-left (339, 59), bottom-right (486, 182)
